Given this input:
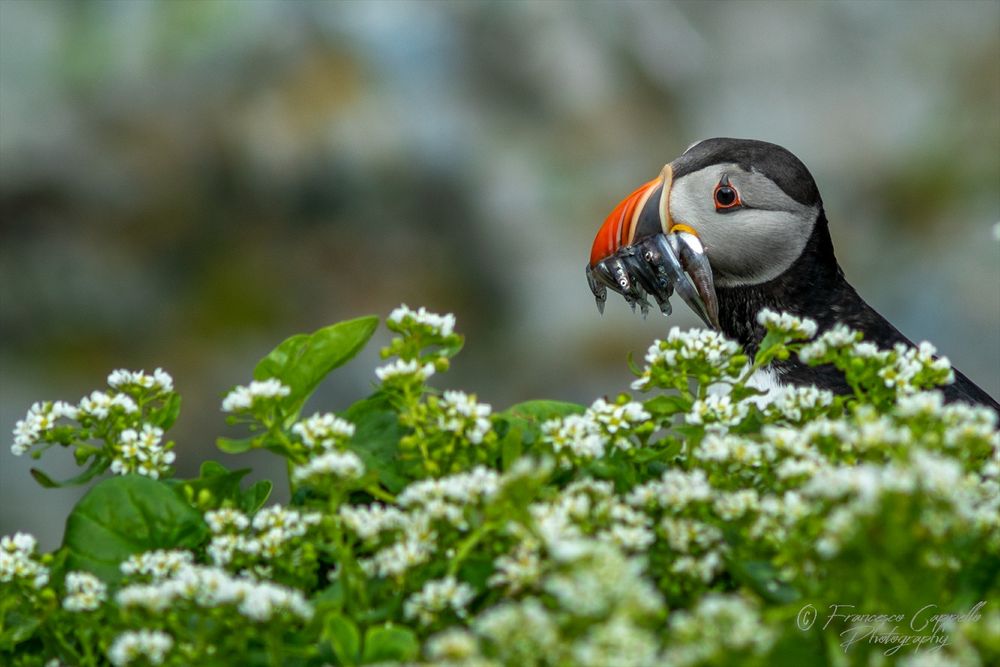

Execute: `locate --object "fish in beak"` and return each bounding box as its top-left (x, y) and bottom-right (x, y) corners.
top-left (586, 164), bottom-right (720, 329)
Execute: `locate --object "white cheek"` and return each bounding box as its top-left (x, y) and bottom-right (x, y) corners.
top-left (705, 208), bottom-right (816, 286)
top-left (670, 177), bottom-right (817, 287)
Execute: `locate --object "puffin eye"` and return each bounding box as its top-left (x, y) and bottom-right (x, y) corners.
top-left (713, 178), bottom-right (741, 211)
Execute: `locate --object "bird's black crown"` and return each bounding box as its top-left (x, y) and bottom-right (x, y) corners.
top-left (673, 138), bottom-right (822, 208)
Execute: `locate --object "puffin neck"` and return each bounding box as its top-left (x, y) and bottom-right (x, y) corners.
top-left (714, 209), bottom-right (845, 359)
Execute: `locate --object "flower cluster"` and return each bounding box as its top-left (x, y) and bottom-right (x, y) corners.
top-left (756, 308), bottom-right (818, 340)
top-left (377, 304), bottom-right (463, 387)
top-left (404, 576), bottom-right (476, 626)
top-left (107, 368), bottom-right (174, 394)
top-left (77, 391), bottom-right (140, 421)
top-left (120, 549), bottom-right (195, 581)
top-left (116, 561), bottom-right (313, 621)
top-left (375, 358), bottom-right (437, 384)
top-left (221, 379), bottom-right (291, 413)
top-left (111, 424), bottom-right (175, 479)
top-left (0, 532), bottom-right (49, 589)
top-left (11, 401), bottom-right (78, 455)
top-left (62, 571), bottom-right (107, 612)
top-left (686, 394), bottom-right (750, 431)
top-left (631, 327), bottom-right (745, 392)
top-left (541, 397), bottom-right (650, 460)
top-left (388, 304), bottom-right (457, 338)
top-left (205, 505), bottom-right (321, 580)
top-left (291, 449), bottom-right (365, 484)
top-left (436, 390), bottom-right (493, 444)
top-left (5, 307), bottom-right (999, 667)
top-left (10, 368), bottom-right (180, 486)
top-left (663, 594), bottom-right (775, 666)
top-left (290, 412), bottom-right (355, 451)
top-left (107, 630), bottom-right (174, 666)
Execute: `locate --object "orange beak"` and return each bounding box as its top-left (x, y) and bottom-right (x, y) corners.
top-left (589, 164), bottom-right (675, 267)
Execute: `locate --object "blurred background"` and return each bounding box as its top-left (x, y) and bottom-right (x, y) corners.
top-left (2, 0), bottom-right (998, 549)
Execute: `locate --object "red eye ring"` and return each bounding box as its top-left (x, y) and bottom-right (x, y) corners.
top-left (713, 179), bottom-right (742, 210)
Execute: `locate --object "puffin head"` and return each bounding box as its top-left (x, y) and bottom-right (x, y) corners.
top-left (665, 138), bottom-right (823, 287)
top-left (588, 138), bottom-right (827, 326)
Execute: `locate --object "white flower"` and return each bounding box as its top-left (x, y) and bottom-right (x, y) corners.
top-left (542, 414), bottom-right (606, 459)
top-left (756, 308), bottom-right (818, 339)
top-left (237, 580), bottom-right (314, 622)
top-left (360, 530), bottom-right (435, 578)
top-left (776, 457), bottom-right (822, 481)
top-left (11, 401), bottom-right (78, 455)
top-left (292, 450), bottom-right (365, 483)
top-left (660, 518), bottom-right (723, 554)
top-left (78, 391), bottom-right (138, 420)
top-left (437, 390), bottom-right (492, 444)
top-left (878, 342), bottom-right (954, 393)
top-left (671, 551), bottom-right (725, 583)
top-left (488, 542), bottom-right (542, 593)
top-left (388, 304), bottom-right (457, 337)
top-left (768, 385), bottom-right (834, 422)
top-left (115, 564), bottom-right (313, 622)
top-left (251, 506), bottom-right (322, 538)
top-left (108, 368), bottom-right (174, 393)
top-left (399, 466), bottom-right (500, 507)
top-left (108, 630), bottom-right (174, 666)
top-left (475, 599), bottom-right (559, 660)
top-left (204, 508), bottom-right (250, 534)
top-left (339, 504), bottom-right (408, 542)
top-left (687, 394), bottom-right (750, 431)
top-left (425, 628), bottom-right (480, 661)
top-left (404, 576), bottom-right (475, 626)
top-left (626, 468), bottom-right (712, 511)
top-left (111, 424), bottom-right (174, 479)
top-left (896, 390), bottom-right (945, 418)
top-left (374, 358), bottom-right (436, 383)
top-left (0, 532), bottom-right (49, 588)
top-left (221, 379), bottom-right (291, 413)
top-left (632, 327), bottom-right (742, 389)
top-left (121, 550), bottom-right (194, 580)
top-left (62, 571), bottom-right (107, 612)
top-left (798, 324), bottom-right (860, 363)
top-left (712, 490), bottom-right (760, 520)
top-left (291, 412), bottom-right (355, 450)
top-left (587, 398), bottom-right (650, 450)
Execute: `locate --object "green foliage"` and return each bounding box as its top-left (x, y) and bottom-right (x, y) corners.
top-left (4, 306), bottom-right (998, 666)
top-left (63, 476), bottom-right (208, 584)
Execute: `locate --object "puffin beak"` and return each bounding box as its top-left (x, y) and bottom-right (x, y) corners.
top-left (656, 164), bottom-right (720, 330)
top-left (587, 164), bottom-right (720, 329)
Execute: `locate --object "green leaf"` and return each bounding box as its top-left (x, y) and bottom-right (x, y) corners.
top-left (30, 458), bottom-right (110, 488)
top-left (498, 400), bottom-right (585, 462)
top-left (643, 394), bottom-right (692, 415)
top-left (151, 393), bottom-right (182, 430)
top-left (254, 315), bottom-right (378, 416)
top-left (362, 624), bottom-right (419, 663)
top-left (169, 460), bottom-right (252, 507)
top-left (63, 475), bottom-right (208, 583)
top-left (0, 607), bottom-right (41, 651)
top-left (342, 393), bottom-right (410, 493)
top-left (241, 480), bottom-right (272, 513)
top-left (729, 559), bottom-right (801, 604)
top-left (216, 436), bottom-right (256, 453)
top-left (503, 400), bottom-right (585, 422)
top-left (324, 615), bottom-right (360, 666)
top-left (626, 350), bottom-right (643, 376)
top-left (500, 427), bottom-right (524, 470)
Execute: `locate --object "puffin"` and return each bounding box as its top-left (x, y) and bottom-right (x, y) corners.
top-left (586, 137), bottom-right (999, 409)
